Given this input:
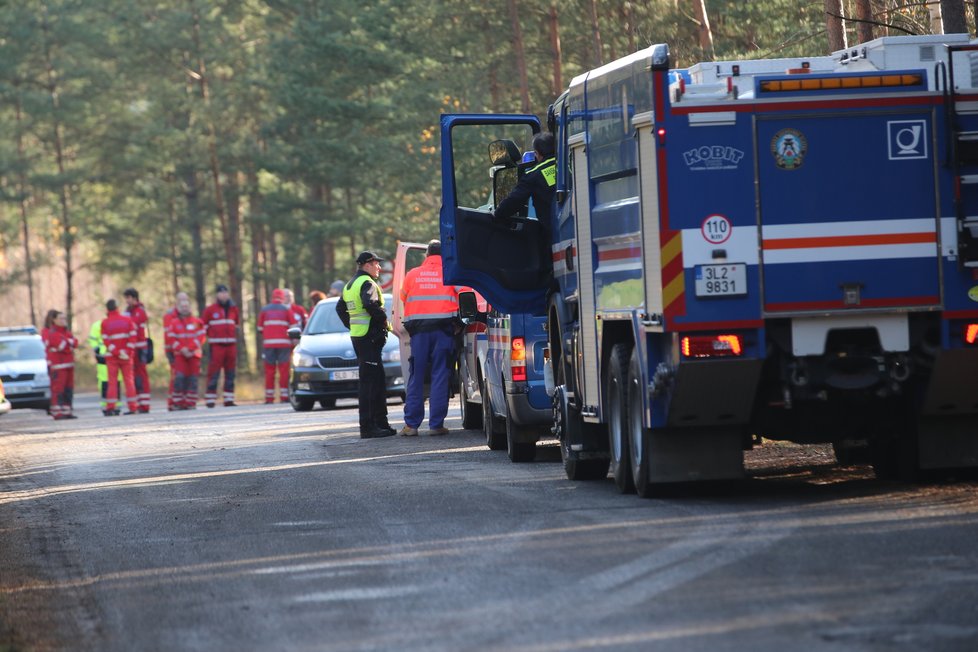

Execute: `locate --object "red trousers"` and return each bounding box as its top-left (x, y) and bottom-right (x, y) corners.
top-left (263, 360), bottom-right (290, 402)
top-left (173, 355), bottom-right (202, 408)
top-left (205, 344), bottom-right (237, 405)
top-left (106, 357), bottom-right (137, 412)
top-left (133, 358), bottom-right (151, 411)
top-left (50, 366), bottom-right (74, 418)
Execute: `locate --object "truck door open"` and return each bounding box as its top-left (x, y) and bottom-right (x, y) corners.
top-left (392, 241), bottom-right (427, 385)
top-left (439, 114), bottom-right (550, 315)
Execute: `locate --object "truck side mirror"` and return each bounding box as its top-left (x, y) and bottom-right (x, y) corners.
top-left (457, 291), bottom-right (486, 323)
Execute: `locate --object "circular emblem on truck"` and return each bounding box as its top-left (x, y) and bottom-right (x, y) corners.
top-left (771, 128), bottom-right (807, 170)
top-left (968, 286), bottom-right (978, 303)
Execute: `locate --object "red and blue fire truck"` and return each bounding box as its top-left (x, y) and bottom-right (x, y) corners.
top-left (440, 34), bottom-right (978, 495)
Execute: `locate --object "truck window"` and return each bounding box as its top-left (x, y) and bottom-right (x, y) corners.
top-left (451, 124), bottom-right (535, 210)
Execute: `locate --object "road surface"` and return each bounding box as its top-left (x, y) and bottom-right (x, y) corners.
top-left (1, 395), bottom-right (977, 651)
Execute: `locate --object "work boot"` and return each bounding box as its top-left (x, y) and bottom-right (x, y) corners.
top-left (360, 428), bottom-right (396, 439)
top-left (224, 401), bottom-right (236, 407)
top-left (426, 427), bottom-right (450, 436)
top-left (138, 406), bottom-right (150, 414)
top-left (206, 402), bottom-right (215, 408)
top-left (398, 426), bottom-right (419, 437)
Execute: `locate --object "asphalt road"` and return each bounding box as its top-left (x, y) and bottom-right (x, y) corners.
top-left (1, 394), bottom-right (977, 652)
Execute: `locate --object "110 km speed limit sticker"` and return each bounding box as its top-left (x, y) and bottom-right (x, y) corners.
top-left (701, 214), bottom-right (732, 244)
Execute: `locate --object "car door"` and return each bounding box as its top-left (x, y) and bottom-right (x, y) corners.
top-left (392, 241), bottom-right (428, 385)
top-left (439, 113), bottom-right (550, 316)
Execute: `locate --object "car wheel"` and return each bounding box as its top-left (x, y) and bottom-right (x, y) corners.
top-left (482, 375), bottom-right (506, 450)
top-left (319, 398), bottom-right (336, 410)
top-left (289, 388), bottom-right (314, 412)
top-left (506, 415), bottom-right (537, 463)
top-left (460, 376), bottom-right (483, 430)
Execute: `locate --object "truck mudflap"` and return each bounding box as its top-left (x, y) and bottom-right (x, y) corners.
top-left (644, 428), bottom-right (746, 483)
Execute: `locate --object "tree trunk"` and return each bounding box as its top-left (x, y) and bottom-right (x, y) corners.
top-left (14, 94), bottom-right (36, 327)
top-left (41, 10), bottom-right (74, 327)
top-left (247, 167), bottom-right (264, 370)
top-left (168, 195), bottom-right (180, 298)
top-left (693, 0), bottom-right (715, 60)
top-left (507, 0), bottom-right (531, 113)
top-left (588, 0), bottom-right (604, 67)
top-left (824, 0), bottom-right (848, 52)
top-left (855, 0), bottom-right (874, 42)
top-left (548, 2), bottom-right (563, 98)
top-left (324, 182), bottom-right (335, 282)
top-left (620, 1), bottom-right (635, 56)
top-left (191, 1), bottom-right (243, 320)
top-left (941, 0), bottom-right (968, 33)
top-left (183, 167), bottom-right (206, 314)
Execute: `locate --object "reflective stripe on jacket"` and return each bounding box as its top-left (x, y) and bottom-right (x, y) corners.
top-left (169, 314), bottom-right (206, 357)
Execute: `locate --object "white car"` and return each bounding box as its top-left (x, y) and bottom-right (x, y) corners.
top-left (0, 326), bottom-right (51, 410)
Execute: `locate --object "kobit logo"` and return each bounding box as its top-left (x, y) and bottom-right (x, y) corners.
top-left (683, 145), bottom-right (745, 171)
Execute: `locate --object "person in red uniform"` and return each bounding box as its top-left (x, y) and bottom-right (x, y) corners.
top-left (42, 309), bottom-right (78, 420)
top-left (258, 288), bottom-right (297, 403)
top-left (101, 299), bottom-right (139, 416)
top-left (202, 284), bottom-right (239, 408)
top-left (123, 288), bottom-right (152, 412)
top-left (162, 294), bottom-right (184, 411)
top-left (168, 293), bottom-right (206, 409)
top-left (285, 289), bottom-right (308, 331)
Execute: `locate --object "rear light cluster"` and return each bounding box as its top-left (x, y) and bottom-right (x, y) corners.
top-left (681, 334), bottom-right (743, 358)
top-left (511, 337), bottom-right (527, 381)
top-left (966, 324), bottom-right (978, 345)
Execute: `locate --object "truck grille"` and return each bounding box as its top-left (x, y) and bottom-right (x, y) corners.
top-left (317, 357), bottom-right (357, 369)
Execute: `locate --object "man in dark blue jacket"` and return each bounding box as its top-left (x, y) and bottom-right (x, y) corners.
top-left (492, 132), bottom-right (556, 231)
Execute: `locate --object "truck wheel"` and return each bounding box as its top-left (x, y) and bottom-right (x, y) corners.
top-left (460, 375), bottom-right (482, 430)
top-left (554, 384), bottom-right (608, 480)
top-left (506, 416), bottom-right (537, 463)
top-left (482, 376), bottom-right (506, 450)
top-left (626, 348), bottom-right (654, 497)
top-left (607, 343), bottom-right (635, 493)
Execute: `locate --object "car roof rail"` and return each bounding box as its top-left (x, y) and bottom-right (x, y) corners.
top-left (0, 325), bottom-right (39, 335)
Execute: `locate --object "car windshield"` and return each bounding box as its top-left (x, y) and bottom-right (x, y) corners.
top-left (0, 338), bottom-right (45, 363)
top-left (305, 297), bottom-right (393, 335)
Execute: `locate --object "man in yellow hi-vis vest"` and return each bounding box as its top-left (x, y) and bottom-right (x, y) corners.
top-left (336, 251), bottom-right (396, 439)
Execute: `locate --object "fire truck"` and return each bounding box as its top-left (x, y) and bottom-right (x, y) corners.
top-left (440, 33), bottom-right (978, 494)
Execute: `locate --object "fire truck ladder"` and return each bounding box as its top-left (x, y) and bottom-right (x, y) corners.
top-left (941, 44), bottom-right (978, 268)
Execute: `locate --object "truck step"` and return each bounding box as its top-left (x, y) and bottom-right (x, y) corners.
top-left (959, 174), bottom-right (978, 185)
top-left (957, 131), bottom-right (978, 141)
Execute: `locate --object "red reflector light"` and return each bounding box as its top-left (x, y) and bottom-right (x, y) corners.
top-left (511, 337), bottom-right (527, 381)
top-left (681, 334), bottom-right (743, 358)
top-left (966, 324), bottom-right (978, 344)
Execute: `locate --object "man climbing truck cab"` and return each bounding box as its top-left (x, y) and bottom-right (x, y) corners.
top-left (439, 34), bottom-right (978, 495)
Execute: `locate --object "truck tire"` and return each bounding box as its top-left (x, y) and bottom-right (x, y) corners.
top-left (626, 347), bottom-right (654, 497)
top-left (506, 416), bottom-right (537, 463)
top-left (460, 372), bottom-right (482, 430)
top-left (482, 376), bottom-right (506, 450)
top-left (607, 343), bottom-right (635, 493)
top-left (554, 385), bottom-right (608, 480)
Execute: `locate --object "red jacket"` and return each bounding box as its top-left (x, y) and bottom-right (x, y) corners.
top-left (258, 302), bottom-right (298, 349)
top-left (124, 301), bottom-right (150, 351)
top-left (202, 301), bottom-right (240, 345)
top-left (289, 303), bottom-right (308, 330)
top-left (101, 310), bottom-right (137, 359)
top-left (43, 325), bottom-right (77, 370)
top-left (168, 313), bottom-right (206, 358)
